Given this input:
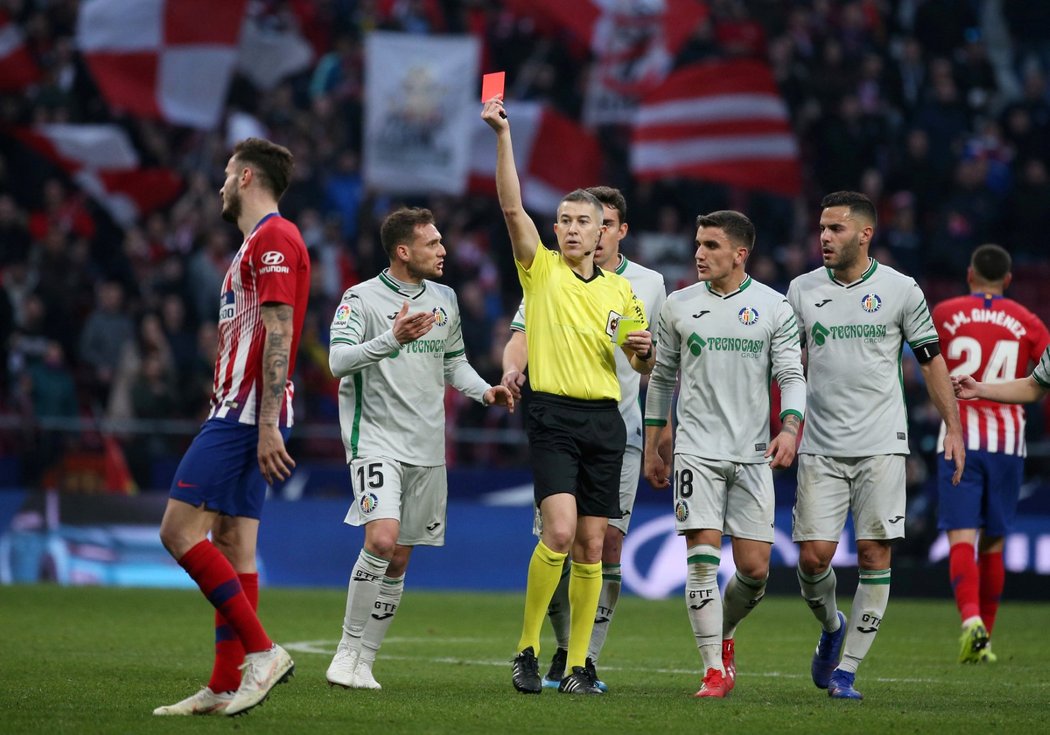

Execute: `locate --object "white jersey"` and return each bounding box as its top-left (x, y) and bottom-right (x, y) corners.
top-left (1034, 347), bottom-right (1050, 388)
top-left (787, 259), bottom-right (938, 457)
top-left (511, 255), bottom-right (666, 449)
top-left (329, 270), bottom-right (491, 466)
top-left (645, 275), bottom-right (806, 463)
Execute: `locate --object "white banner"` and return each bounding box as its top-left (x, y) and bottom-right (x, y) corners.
top-left (364, 32), bottom-right (480, 195)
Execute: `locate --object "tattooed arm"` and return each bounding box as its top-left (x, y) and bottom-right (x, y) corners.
top-left (766, 413), bottom-right (801, 470)
top-left (257, 303), bottom-right (296, 484)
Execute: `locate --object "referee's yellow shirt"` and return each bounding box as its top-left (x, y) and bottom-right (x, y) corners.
top-left (517, 246), bottom-right (647, 401)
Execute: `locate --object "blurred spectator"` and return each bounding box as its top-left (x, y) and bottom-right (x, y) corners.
top-left (125, 351), bottom-right (179, 489)
top-left (78, 280), bottom-right (133, 404)
top-left (0, 194), bottom-right (31, 266)
top-left (185, 227), bottom-right (232, 326)
top-left (107, 311), bottom-right (175, 423)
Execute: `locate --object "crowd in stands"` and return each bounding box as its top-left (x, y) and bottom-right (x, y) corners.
top-left (2, 0), bottom-right (1050, 499)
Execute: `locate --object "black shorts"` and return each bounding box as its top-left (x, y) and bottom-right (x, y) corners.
top-left (526, 392), bottom-right (626, 519)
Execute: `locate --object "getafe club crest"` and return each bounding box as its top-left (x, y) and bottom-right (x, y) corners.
top-left (861, 293), bottom-right (882, 313)
top-left (360, 493), bottom-right (379, 514)
top-left (432, 306), bottom-right (448, 326)
top-left (675, 500), bottom-right (689, 523)
top-left (738, 306), bottom-right (759, 325)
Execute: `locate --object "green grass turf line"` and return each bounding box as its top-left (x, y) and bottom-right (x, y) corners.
top-left (1, 586), bottom-right (1049, 733)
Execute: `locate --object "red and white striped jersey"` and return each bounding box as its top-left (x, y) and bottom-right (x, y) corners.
top-left (208, 213), bottom-right (310, 427)
top-left (933, 293), bottom-right (1050, 455)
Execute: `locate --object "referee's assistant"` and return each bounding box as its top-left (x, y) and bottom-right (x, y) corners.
top-left (482, 95), bottom-right (654, 696)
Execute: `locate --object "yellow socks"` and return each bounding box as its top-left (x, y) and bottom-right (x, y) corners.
top-left (566, 560), bottom-right (602, 669)
top-left (516, 541), bottom-right (568, 654)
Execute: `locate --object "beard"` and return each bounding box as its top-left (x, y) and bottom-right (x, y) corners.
top-left (221, 189), bottom-right (242, 223)
top-left (407, 260), bottom-right (441, 281)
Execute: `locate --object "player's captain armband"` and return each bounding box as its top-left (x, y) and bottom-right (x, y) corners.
top-left (615, 318), bottom-right (644, 345)
top-left (913, 341), bottom-right (941, 364)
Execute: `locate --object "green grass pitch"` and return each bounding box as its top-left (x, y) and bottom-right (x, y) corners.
top-left (2, 585), bottom-right (1048, 733)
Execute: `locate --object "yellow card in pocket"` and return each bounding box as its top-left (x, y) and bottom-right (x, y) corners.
top-left (615, 318), bottom-right (644, 345)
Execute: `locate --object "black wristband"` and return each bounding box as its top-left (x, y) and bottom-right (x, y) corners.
top-left (639, 346), bottom-right (653, 361)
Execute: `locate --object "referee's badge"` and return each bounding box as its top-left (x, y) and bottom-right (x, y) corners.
top-left (605, 310), bottom-right (622, 342)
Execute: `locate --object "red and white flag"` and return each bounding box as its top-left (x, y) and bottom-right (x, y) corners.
top-left (631, 60), bottom-right (801, 197)
top-left (236, 6), bottom-right (314, 91)
top-left (504, 0), bottom-right (708, 125)
top-left (13, 124), bottom-right (182, 226)
top-left (0, 11), bottom-right (41, 91)
top-left (469, 101), bottom-right (603, 216)
top-left (75, 0), bottom-right (248, 129)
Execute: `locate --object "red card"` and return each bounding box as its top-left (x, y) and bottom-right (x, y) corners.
top-left (481, 71), bottom-right (505, 103)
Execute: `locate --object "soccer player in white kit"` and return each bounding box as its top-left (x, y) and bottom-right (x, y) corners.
top-left (324, 207), bottom-right (513, 690)
top-left (501, 186), bottom-right (667, 691)
top-left (786, 191), bottom-right (965, 700)
top-left (643, 210), bottom-right (806, 698)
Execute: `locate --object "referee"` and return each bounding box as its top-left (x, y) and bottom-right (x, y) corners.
top-left (482, 96), bottom-right (654, 696)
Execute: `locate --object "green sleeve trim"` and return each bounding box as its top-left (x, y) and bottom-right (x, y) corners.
top-left (1033, 373), bottom-right (1050, 388)
top-left (330, 338), bottom-right (358, 346)
top-left (779, 409), bottom-right (804, 422)
top-left (444, 349), bottom-right (466, 358)
top-left (644, 419), bottom-right (668, 427)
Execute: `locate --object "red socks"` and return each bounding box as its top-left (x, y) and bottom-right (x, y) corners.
top-left (978, 550), bottom-right (1004, 635)
top-left (179, 541), bottom-right (271, 661)
top-left (207, 572), bottom-right (259, 693)
top-left (948, 542), bottom-right (980, 622)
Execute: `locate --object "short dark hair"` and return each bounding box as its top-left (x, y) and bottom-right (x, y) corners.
top-left (820, 191), bottom-right (877, 229)
top-left (586, 186), bottom-right (627, 225)
top-left (380, 207), bottom-right (435, 259)
top-left (232, 138), bottom-right (294, 200)
top-left (559, 188), bottom-right (604, 219)
top-left (695, 210), bottom-right (756, 251)
top-left (970, 243), bottom-right (1011, 282)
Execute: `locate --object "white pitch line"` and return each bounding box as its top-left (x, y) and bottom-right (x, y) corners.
top-left (284, 640), bottom-right (982, 684)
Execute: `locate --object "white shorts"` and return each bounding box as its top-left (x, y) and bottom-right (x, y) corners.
top-left (792, 454), bottom-right (906, 542)
top-left (344, 457), bottom-right (447, 547)
top-left (533, 444), bottom-right (642, 537)
top-left (672, 454), bottom-right (775, 543)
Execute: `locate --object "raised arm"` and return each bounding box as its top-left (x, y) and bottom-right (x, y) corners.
top-left (258, 302), bottom-right (296, 484)
top-left (481, 97), bottom-right (541, 268)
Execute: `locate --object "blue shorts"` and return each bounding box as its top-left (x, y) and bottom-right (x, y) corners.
top-left (936, 449), bottom-right (1022, 536)
top-left (169, 418), bottom-right (290, 519)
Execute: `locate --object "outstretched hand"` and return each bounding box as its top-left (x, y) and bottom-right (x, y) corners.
top-left (484, 384), bottom-right (515, 413)
top-left (952, 374), bottom-right (979, 400)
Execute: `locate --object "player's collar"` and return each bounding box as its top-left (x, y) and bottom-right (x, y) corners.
top-left (379, 269), bottom-right (428, 298)
top-left (826, 257), bottom-right (878, 288)
top-left (249, 212), bottom-right (280, 235)
top-left (614, 254), bottom-right (628, 275)
top-left (704, 274), bottom-right (752, 298)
